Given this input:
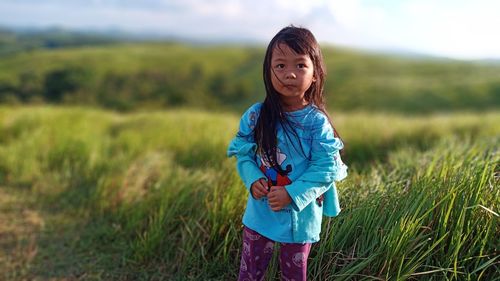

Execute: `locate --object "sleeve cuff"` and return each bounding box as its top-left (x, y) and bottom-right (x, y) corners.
top-left (285, 181), bottom-right (319, 212)
top-left (237, 158), bottom-right (266, 191)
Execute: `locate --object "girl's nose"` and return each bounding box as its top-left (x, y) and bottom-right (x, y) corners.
top-left (285, 72), bottom-right (296, 79)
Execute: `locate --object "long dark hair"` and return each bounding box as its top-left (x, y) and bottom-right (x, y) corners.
top-left (254, 25), bottom-right (343, 171)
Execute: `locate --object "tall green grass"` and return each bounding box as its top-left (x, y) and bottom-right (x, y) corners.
top-left (310, 137), bottom-right (498, 280)
top-left (0, 106), bottom-right (498, 280)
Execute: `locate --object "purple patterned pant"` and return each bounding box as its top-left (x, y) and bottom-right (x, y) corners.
top-left (238, 226), bottom-right (312, 281)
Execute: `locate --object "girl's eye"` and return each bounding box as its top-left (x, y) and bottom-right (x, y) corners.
top-left (297, 64), bottom-right (306, 69)
top-left (276, 64), bottom-right (285, 69)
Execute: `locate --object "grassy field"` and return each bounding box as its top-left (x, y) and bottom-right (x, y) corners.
top-left (0, 106), bottom-right (498, 280)
top-left (1, 42), bottom-right (499, 113)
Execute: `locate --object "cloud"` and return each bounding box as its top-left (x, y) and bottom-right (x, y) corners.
top-left (0, 0), bottom-right (499, 59)
top-left (391, 0), bottom-right (500, 58)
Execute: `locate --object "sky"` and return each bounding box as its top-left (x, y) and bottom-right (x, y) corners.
top-left (0, 0), bottom-right (499, 60)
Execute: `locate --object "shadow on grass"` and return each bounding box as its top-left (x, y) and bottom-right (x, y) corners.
top-left (0, 184), bottom-right (151, 280)
top-left (18, 179), bottom-right (186, 280)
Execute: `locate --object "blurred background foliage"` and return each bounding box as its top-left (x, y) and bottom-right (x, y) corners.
top-left (1, 28), bottom-right (499, 114)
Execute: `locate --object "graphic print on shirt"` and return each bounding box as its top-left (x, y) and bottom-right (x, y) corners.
top-left (259, 147), bottom-right (292, 189)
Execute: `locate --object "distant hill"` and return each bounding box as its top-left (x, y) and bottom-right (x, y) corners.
top-left (0, 27), bottom-right (124, 55)
top-left (0, 30), bottom-right (499, 114)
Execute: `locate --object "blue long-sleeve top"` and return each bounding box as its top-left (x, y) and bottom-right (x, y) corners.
top-left (227, 103), bottom-right (348, 243)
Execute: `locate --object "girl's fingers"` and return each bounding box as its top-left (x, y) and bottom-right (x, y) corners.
top-left (268, 196), bottom-right (282, 210)
top-left (270, 204), bottom-right (281, 211)
top-left (252, 187), bottom-right (263, 199)
top-left (268, 193), bottom-right (286, 211)
top-left (267, 192), bottom-right (276, 200)
top-left (254, 189), bottom-right (264, 198)
top-left (259, 178), bottom-right (268, 188)
top-left (256, 183), bottom-right (267, 193)
top-left (258, 180), bottom-right (269, 194)
top-left (251, 180), bottom-right (267, 199)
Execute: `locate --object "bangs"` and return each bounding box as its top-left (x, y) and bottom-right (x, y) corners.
top-left (273, 37), bottom-right (312, 56)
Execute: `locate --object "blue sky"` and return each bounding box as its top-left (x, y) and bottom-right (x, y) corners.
top-left (1, 0), bottom-right (499, 60)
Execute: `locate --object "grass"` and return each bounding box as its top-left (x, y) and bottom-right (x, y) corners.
top-left (0, 105), bottom-right (498, 280)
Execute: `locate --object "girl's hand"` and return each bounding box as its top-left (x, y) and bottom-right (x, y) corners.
top-left (250, 178), bottom-right (269, 199)
top-left (268, 186), bottom-right (292, 211)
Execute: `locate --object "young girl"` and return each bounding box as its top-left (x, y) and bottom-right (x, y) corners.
top-left (227, 26), bottom-right (348, 281)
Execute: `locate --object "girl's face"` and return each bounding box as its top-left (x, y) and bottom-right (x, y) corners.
top-left (270, 43), bottom-right (316, 110)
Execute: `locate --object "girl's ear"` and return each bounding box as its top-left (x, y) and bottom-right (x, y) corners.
top-left (312, 76), bottom-right (317, 82)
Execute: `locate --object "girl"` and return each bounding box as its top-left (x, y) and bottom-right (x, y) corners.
top-left (227, 26), bottom-right (348, 281)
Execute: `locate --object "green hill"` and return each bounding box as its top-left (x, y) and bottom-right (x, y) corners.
top-left (0, 42), bottom-right (499, 113)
